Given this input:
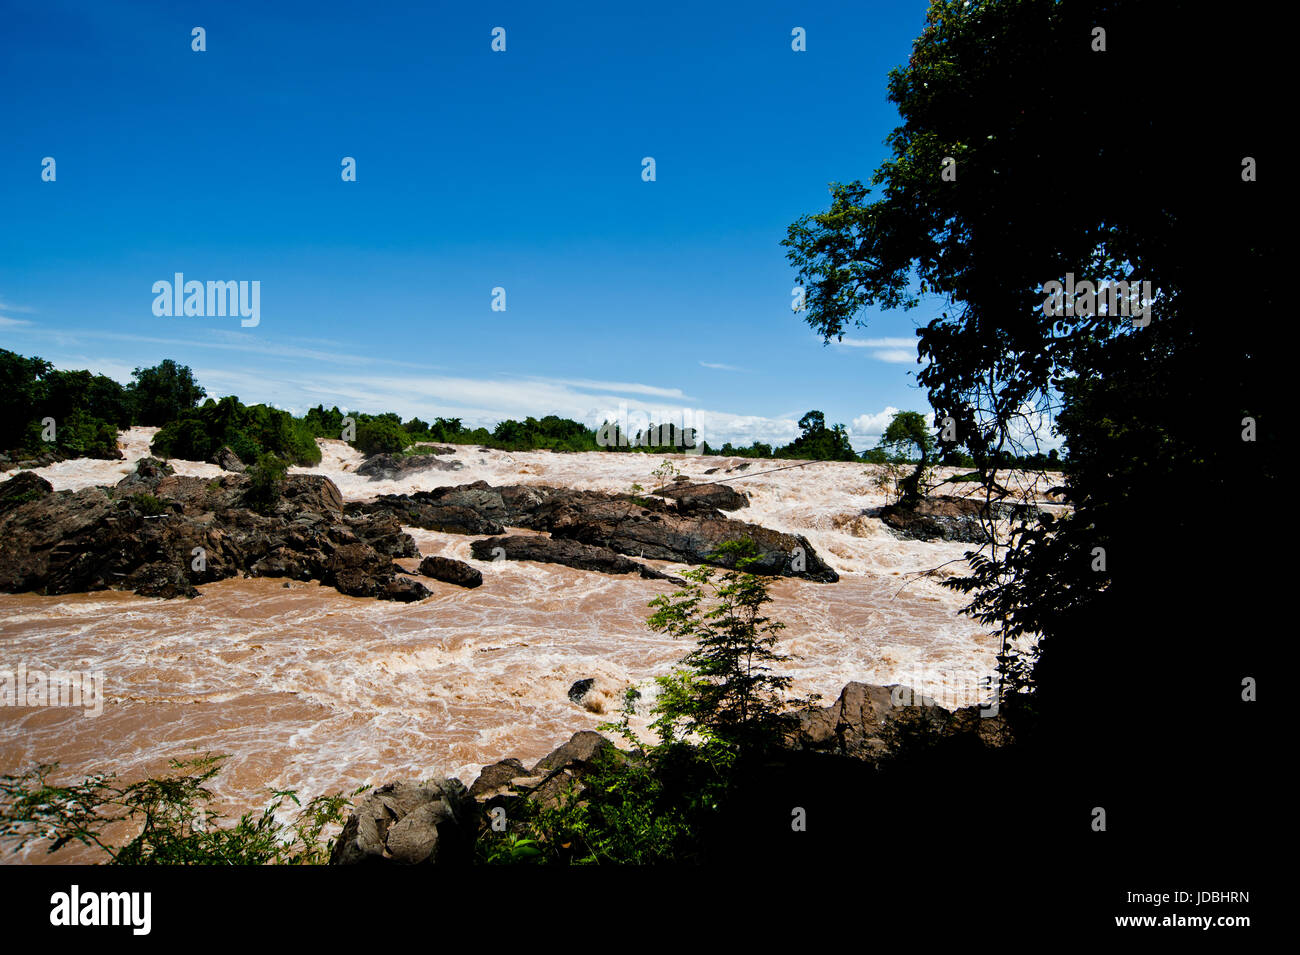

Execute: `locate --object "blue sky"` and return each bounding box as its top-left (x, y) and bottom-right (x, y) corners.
top-left (0, 0), bottom-right (941, 450)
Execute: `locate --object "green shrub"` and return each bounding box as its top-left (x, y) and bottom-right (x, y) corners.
top-left (0, 754), bottom-right (359, 865)
top-left (245, 452), bottom-right (288, 513)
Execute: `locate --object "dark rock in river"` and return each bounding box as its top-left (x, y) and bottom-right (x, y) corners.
top-left (418, 554), bottom-right (483, 588)
top-left (329, 779), bottom-right (477, 865)
top-left (345, 494), bottom-right (504, 535)
top-left (469, 535), bottom-right (683, 582)
top-left (534, 496), bottom-right (838, 582)
top-left (0, 461), bottom-right (428, 602)
top-left (567, 678), bottom-right (596, 705)
top-left (211, 445), bottom-right (245, 473)
top-left (650, 481), bottom-right (749, 512)
top-left (879, 495), bottom-right (1047, 543)
top-left (363, 480), bottom-right (836, 581)
top-left (356, 452), bottom-right (464, 481)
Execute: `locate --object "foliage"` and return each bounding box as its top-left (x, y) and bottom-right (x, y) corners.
top-left (876, 410), bottom-right (936, 504)
top-left (244, 452), bottom-right (289, 513)
top-left (129, 360), bottom-right (206, 427)
top-left (151, 396), bottom-right (322, 466)
top-left (646, 539), bottom-right (814, 750)
top-left (776, 410), bottom-right (858, 462)
top-left (352, 415), bottom-right (410, 456)
top-left (0, 755), bottom-right (359, 865)
top-left (124, 492), bottom-right (169, 516)
top-left (782, 0), bottom-right (1279, 730)
top-left (0, 349), bottom-right (130, 459)
top-left (477, 539), bottom-right (810, 864)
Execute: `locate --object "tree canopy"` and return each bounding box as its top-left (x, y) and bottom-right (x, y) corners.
top-left (783, 0), bottom-right (1278, 846)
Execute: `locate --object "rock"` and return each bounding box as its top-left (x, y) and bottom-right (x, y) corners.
top-left (790, 682), bottom-right (1011, 761)
top-left (418, 554), bottom-right (483, 588)
top-left (409, 444), bottom-right (458, 455)
top-left (276, 474), bottom-right (344, 519)
top-left (360, 480), bottom-right (837, 580)
top-left (650, 481), bottom-right (750, 512)
top-left (878, 495), bottom-right (1044, 543)
top-left (536, 498), bottom-right (838, 582)
top-left (469, 535), bottom-right (682, 582)
top-left (0, 470), bottom-right (427, 602)
top-left (347, 512), bottom-right (419, 559)
top-left (211, 445), bottom-right (245, 473)
top-left (0, 471), bottom-right (53, 514)
top-left (469, 758), bottom-right (532, 800)
top-left (356, 453), bottom-right (464, 481)
top-left (329, 780), bottom-right (476, 865)
top-left (531, 730), bottom-right (618, 775)
top-left (567, 678), bottom-right (596, 705)
top-left (345, 495), bottom-right (505, 536)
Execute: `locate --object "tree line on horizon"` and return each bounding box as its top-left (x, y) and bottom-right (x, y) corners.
top-left (0, 347), bottom-right (1063, 471)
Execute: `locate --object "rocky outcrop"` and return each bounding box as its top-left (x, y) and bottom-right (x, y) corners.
top-left (358, 480), bottom-right (834, 581)
top-left (345, 494), bottom-right (504, 535)
top-left (879, 495), bottom-right (1046, 543)
top-left (536, 496), bottom-right (838, 582)
top-left (418, 554), bottom-right (483, 588)
top-left (468, 535), bottom-right (683, 582)
top-left (211, 445), bottom-right (245, 473)
top-left (0, 470), bottom-right (53, 514)
top-left (356, 452), bottom-right (464, 481)
top-left (329, 780), bottom-right (477, 865)
top-left (469, 731), bottom-right (626, 813)
top-left (789, 682), bottom-right (1011, 761)
top-left (650, 481), bottom-right (750, 512)
top-left (879, 496), bottom-right (993, 543)
top-left (0, 463), bottom-right (430, 602)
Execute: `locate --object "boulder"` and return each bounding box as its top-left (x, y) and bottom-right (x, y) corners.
top-left (0, 471), bottom-right (53, 514)
top-left (345, 495), bottom-right (505, 535)
top-left (0, 470), bottom-right (427, 602)
top-left (567, 678), bottom-right (596, 705)
top-left (211, 446), bottom-right (245, 473)
top-left (418, 554), bottom-right (483, 588)
top-left (790, 682), bottom-right (1011, 761)
top-left (329, 780), bottom-right (476, 865)
top-left (468, 535), bottom-right (682, 582)
top-left (356, 453), bottom-right (464, 481)
top-left (650, 481), bottom-right (750, 512)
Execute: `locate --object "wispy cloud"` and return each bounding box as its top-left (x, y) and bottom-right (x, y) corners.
top-left (699, 361), bottom-right (744, 372)
top-left (835, 336), bottom-right (918, 364)
top-left (0, 315), bottom-right (32, 328)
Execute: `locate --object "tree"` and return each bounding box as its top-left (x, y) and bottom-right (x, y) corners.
top-left (129, 360), bottom-right (205, 426)
top-left (876, 410), bottom-right (936, 505)
top-left (352, 417), bottom-right (410, 456)
top-left (646, 540), bottom-right (810, 751)
top-left (782, 0), bottom-right (1278, 849)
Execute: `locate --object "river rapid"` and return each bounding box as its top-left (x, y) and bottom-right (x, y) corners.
top-left (1, 428), bottom-right (1032, 862)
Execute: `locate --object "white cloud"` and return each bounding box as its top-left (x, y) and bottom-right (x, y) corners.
top-left (871, 348), bottom-right (916, 364)
top-left (837, 337), bottom-right (915, 348)
top-left (835, 336), bottom-right (919, 364)
top-left (0, 315), bottom-right (32, 328)
top-left (699, 361), bottom-right (744, 372)
top-left (850, 406), bottom-right (902, 439)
